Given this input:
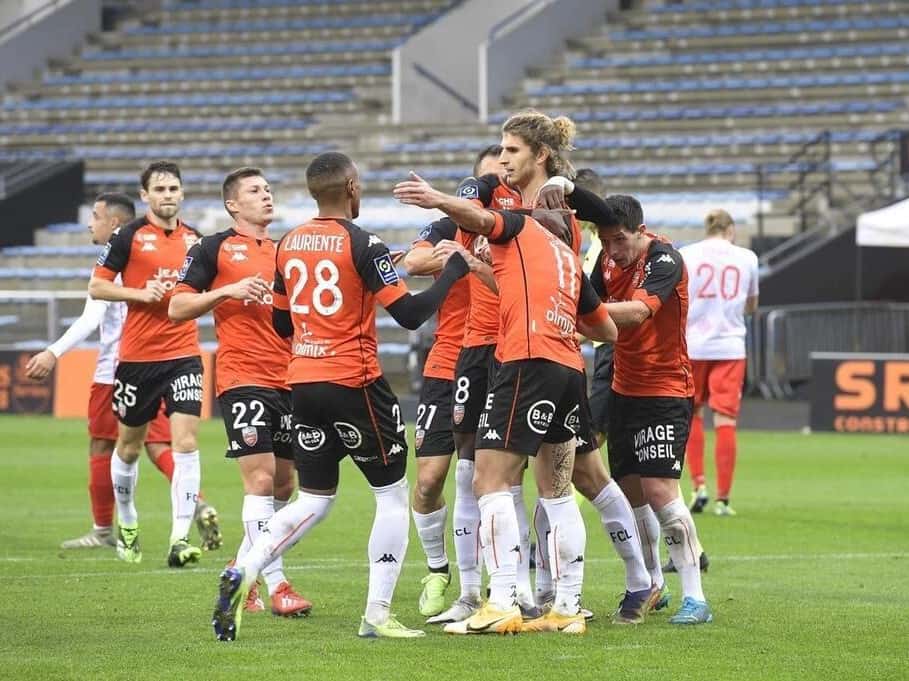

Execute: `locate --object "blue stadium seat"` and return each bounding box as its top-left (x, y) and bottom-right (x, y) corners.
top-left (3, 91), bottom-right (354, 111)
top-left (81, 39), bottom-right (402, 61)
top-left (126, 13), bottom-right (439, 35)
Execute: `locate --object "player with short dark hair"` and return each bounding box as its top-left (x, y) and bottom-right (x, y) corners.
top-left (585, 193), bottom-right (713, 625)
top-left (170, 167), bottom-right (311, 617)
top-left (211, 152), bottom-right (469, 642)
top-left (89, 161), bottom-right (217, 567)
top-left (393, 177), bottom-right (617, 635)
top-left (26, 193), bottom-right (188, 550)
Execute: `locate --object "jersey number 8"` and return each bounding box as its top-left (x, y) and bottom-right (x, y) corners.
top-left (284, 258), bottom-right (343, 316)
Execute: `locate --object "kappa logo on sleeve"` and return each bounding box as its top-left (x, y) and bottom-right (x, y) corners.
top-left (97, 242), bottom-right (112, 266)
top-left (373, 253), bottom-right (399, 285)
top-left (656, 254), bottom-right (675, 264)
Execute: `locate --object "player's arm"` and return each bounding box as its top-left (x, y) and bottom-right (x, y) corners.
top-left (168, 241), bottom-right (270, 321)
top-left (271, 265), bottom-right (294, 338)
top-left (25, 294), bottom-right (108, 380)
top-left (538, 177), bottom-right (619, 227)
top-left (393, 172), bottom-right (496, 235)
top-left (744, 294), bottom-right (759, 315)
top-left (608, 248), bottom-right (684, 327)
top-left (402, 217), bottom-right (459, 276)
top-left (88, 231), bottom-right (165, 304)
top-left (431, 239), bottom-right (498, 294)
top-left (383, 254), bottom-right (470, 329)
top-left (576, 274), bottom-right (617, 343)
top-left (744, 252), bottom-right (760, 315)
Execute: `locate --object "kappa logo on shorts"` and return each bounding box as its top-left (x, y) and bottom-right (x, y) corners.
top-left (296, 424), bottom-right (325, 451)
top-left (672, 460), bottom-right (681, 471)
top-left (414, 428), bottom-right (425, 449)
top-left (483, 429), bottom-right (501, 441)
top-left (373, 253), bottom-right (399, 285)
top-left (242, 426), bottom-right (258, 447)
top-left (452, 404), bottom-right (465, 425)
top-left (333, 421), bottom-right (363, 449)
top-left (389, 443), bottom-right (404, 456)
top-left (526, 400), bottom-right (556, 435)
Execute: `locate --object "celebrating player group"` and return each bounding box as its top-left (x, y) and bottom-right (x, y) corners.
top-left (31, 107), bottom-right (762, 641)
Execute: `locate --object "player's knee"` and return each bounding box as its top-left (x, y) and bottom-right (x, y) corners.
top-left (415, 470), bottom-right (445, 504)
top-left (243, 466), bottom-right (274, 496)
top-left (171, 433), bottom-right (197, 453)
top-left (273, 462), bottom-right (296, 502)
top-left (571, 456), bottom-right (608, 500)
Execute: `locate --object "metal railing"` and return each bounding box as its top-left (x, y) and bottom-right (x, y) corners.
top-left (757, 302), bottom-right (909, 398)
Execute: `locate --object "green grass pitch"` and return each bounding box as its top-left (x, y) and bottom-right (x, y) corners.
top-left (1, 415), bottom-right (906, 681)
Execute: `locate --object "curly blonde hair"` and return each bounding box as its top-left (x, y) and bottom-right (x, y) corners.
top-left (502, 109), bottom-right (576, 179)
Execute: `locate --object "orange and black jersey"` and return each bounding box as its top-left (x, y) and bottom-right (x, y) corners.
top-left (273, 217), bottom-right (409, 388)
top-left (92, 216), bottom-right (201, 362)
top-left (591, 236), bottom-right (694, 398)
top-left (174, 228), bottom-right (290, 396)
top-left (486, 211), bottom-right (601, 373)
top-left (413, 218), bottom-right (470, 380)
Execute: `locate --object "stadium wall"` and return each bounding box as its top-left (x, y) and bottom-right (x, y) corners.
top-left (393, 0), bottom-right (529, 124)
top-left (0, 0), bottom-right (101, 90)
top-left (479, 0), bottom-right (616, 121)
top-left (759, 227), bottom-right (909, 305)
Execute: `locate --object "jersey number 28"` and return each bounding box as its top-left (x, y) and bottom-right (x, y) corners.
top-left (284, 258), bottom-right (343, 316)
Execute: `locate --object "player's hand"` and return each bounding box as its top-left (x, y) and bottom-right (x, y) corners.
top-left (536, 184), bottom-right (569, 210)
top-left (393, 172), bottom-right (446, 209)
top-left (389, 249), bottom-right (406, 265)
top-left (25, 350), bottom-right (56, 381)
top-left (227, 275), bottom-right (270, 302)
top-left (139, 278), bottom-right (168, 304)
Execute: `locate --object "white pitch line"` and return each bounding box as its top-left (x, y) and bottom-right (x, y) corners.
top-left (1, 552), bottom-right (905, 581)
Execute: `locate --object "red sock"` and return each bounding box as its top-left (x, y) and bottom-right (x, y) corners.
top-left (89, 455), bottom-right (114, 528)
top-left (715, 424), bottom-right (737, 500)
top-left (687, 414), bottom-right (705, 488)
top-left (151, 448), bottom-right (175, 482)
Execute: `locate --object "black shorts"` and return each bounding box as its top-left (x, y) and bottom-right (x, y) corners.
top-left (588, 343), bottom-right (614, 435)
top-left (574, 381), bottom-right (600, 455)
top-left (292, 376), bottom-right (407, 490)
top-left (476, 359), bottom-right (588, 457)
top-left (415, 377), bottom-right (454, 457)
top-left (113, 356), bottom-right (203, 427)
top-left (219, 386), bottom-right (294, 460)
top-left (452, 344), bottom-right (498, 434)
top-left (606, 391), bottom-right (693, 480)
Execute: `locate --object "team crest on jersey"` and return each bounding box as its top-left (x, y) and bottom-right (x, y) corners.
top-left (414, 429), bottom-right (425, 449)
top-left (453, 404), bottom-right (465, 425)
top-left (373, 253), bottom-right (399, 285)
top-left (97, 242), bottom-right (112, 266)
top-left (242, 426), bottom-right (258, 447)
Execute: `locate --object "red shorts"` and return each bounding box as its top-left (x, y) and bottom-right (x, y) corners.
top-left (88, 382), bottom-right (171, 443)
top-left (691, 359), bottom-right (746, 418)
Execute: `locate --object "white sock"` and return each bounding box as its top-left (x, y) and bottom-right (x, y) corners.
top-left (591, 481), bottom-right (651, 592)
top-left (656, 497), bottom-right (706, 602)
top-left (365, 478), bottom-right (410, 625)
top-left (169, 451), bottom-right (200, 543)
top-left (238, 490), bottom-right (335, 585)
top-left (453, 460), bottom-right (481, 601)
top-left (274, 497), bottom-right (289, 512)
top-left (110, 450), bottom-right (138, 526)
top-left (237, 494), bottom-right (286, 595)
top-left (539, 495), bottom-right (586, 616)
top-left (478, 491), bottom-right (519, 610)
top-left (510, 485), bottom-right (533, 607)
top-left (532, 499), bottom-right (553, 603)
top-left (634, 504), bottom-right (664, 588)
top-left (413, 506), bottom-right (448, 571)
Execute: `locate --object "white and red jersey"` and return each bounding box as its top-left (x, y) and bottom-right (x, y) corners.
top-left (680, 237), bottom-right (759, 360)
top-left (47, 273), bottom-right (126, 384)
